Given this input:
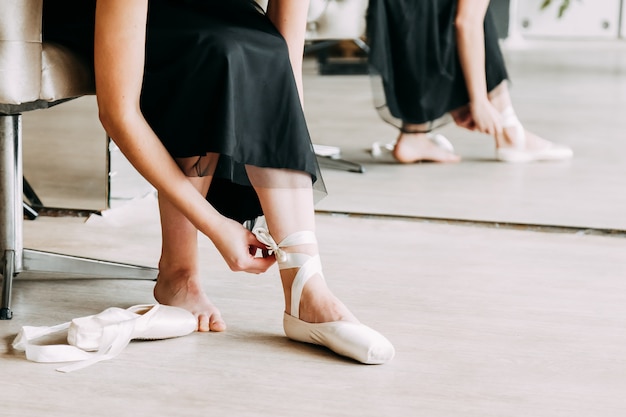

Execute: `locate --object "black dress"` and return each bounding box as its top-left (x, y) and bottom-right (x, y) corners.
top-left (366, 0), bottom-right (509, 130)
top-left (43, 0), bottom-right (325, 223)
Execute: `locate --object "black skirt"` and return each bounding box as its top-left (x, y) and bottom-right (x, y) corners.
top-left (43, 0), bottom-right (325, 223)
top-left (366, 0), bottom-right (509, 128)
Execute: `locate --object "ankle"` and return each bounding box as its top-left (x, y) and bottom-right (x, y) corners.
top-left (155, 264), bottom-right (201, 293)
top-left (394, 132), bottom-right (427, 156)
top-left (397, 131), bottom-right (428, 142)
top-left (158, 257), bottom-right (197, 279)
top-left (252, 221), bottom-right (356, 324)
top-left (298, 280), bottom-right (358, 324)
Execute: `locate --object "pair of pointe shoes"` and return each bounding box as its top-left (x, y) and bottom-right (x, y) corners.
top-left (369, 107), bottom-right (573, 163)
top-left (251, 217), bottom-right (395, 365)
top-left (14, 224), bottom-right (395, 371)
top-left (13, 277), bottom-right (393, 370)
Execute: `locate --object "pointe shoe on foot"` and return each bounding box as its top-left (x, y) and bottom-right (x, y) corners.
top-left (252, 218), bottom-right (395, 364)
top-left (496, 107), bottom-right (573, 162)
top-left (369, 133), bottom-right (456, 163)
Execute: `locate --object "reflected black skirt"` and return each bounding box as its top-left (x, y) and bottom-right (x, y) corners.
top-left (366, 0), bottom-right (509, 127)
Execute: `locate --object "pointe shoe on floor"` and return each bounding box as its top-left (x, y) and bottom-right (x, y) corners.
top-left (12, 304), bottom-right (197, 372)
top-left (68, 304), bottom-right (197, 351)
top-left (369, 133), bottom-right (455, 163)
top-left (252, 218), bottom-right (395, 365)
top-left (496, 106), bottom-right (573, 163)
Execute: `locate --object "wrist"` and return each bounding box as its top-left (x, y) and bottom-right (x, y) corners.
top-left (470, 96), bottom-right (490, 108)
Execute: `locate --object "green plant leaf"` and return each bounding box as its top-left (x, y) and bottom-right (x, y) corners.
top-left (540, 0), bottom-right (552, 10)
top-left (540, 0), bottom-right (578, 19)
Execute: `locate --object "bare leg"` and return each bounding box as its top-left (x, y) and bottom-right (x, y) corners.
top-left (245, 166), bottom-right (357, 324)
top-left (153, 155), bottom-right (227, 332)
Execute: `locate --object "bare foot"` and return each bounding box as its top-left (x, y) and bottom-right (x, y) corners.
top-left (393, 133), bottom-right (461, 163)
top-left (154, 271), bottom-right (226, 332)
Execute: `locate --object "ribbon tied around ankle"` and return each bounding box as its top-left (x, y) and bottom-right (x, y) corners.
top-left (252, 225), bottom-right (288, 262)
top-left (250, 217), bottom-right (318, 266)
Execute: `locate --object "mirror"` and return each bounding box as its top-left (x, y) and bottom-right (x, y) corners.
top-left (23, 96), bottom-right (108, 214)
top-left (21, 2), bottom-right (626, 234)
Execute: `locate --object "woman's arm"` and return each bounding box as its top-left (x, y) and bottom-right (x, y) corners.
top-left (455, 0), bottom-right (502, 138)
top-left (265, 0), bottom-right (310, 103)
top-left (94, 0), bottom-right (272, 272)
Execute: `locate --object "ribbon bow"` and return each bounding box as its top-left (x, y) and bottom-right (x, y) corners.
top-left (252, 224), bottom-right (288, 263)
top-left (250, 216), bottom-right (318, 265)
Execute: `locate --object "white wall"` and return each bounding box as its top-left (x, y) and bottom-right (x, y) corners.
top-left (510, 0), bottom-right (623, 40)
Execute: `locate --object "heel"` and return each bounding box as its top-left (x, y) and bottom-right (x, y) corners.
top-left (252, 217), bottom-right (395, 364)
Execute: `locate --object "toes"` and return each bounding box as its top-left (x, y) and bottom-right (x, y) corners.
top-left (197, 314), bottom-right (211, 332)
top-left (209, 315), bottom-right (227, 332)
top-left (197, 313), bottom-right (226, 332)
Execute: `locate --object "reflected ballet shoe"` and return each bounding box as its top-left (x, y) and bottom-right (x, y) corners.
top-left (252, 218), bottom-right (395, 365)
top-left (12, 304), bottom-right (197, 372)
top-left (368, 141), bottom-right (397, 163)
top-left (369, 133), bottom-right (456, 163)
top-left (496, 106), bottom-right (573, 163)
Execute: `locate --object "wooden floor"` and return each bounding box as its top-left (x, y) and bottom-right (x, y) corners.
top-left (2, 41), bottom-right (626, 417)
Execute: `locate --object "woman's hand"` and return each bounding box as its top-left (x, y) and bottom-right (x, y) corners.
top-left (454, 0), bottom-right (506, 144)
top-left (469, 98), bottom-right (503, 140)
top-left (210, 217), bottom-right (276, 274)
top-left (451, 106), bottom-right (474, 130)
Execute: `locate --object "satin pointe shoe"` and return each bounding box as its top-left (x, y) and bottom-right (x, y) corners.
top-left (67, 304), bottom-right (198, 351)
top-left (496, 106), bottom-right (573, 162)
top-left (251, 218), bottom-right (395, 364)
top-left (369, 133), bottom-right (455, 163)
top-left (12, 304), bottom-right (197, 372)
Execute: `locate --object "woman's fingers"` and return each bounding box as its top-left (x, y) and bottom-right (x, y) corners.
top-left (245, 255), bottom-right (276, 274)
top-left (212, 219), bottom-right (275, 274)
top-left (243, 232), bottom-right (276, 273)
top-left (248, 243), bottom-right (272, 259)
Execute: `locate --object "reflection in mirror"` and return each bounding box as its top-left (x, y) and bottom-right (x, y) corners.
top-left (23, 95), bottom-right (155, 213)
top-left (22, 96), bottom-right (108, 213)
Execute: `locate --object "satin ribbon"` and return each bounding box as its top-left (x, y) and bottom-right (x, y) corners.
top-left (13, 308), bottom-right (139, 373)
